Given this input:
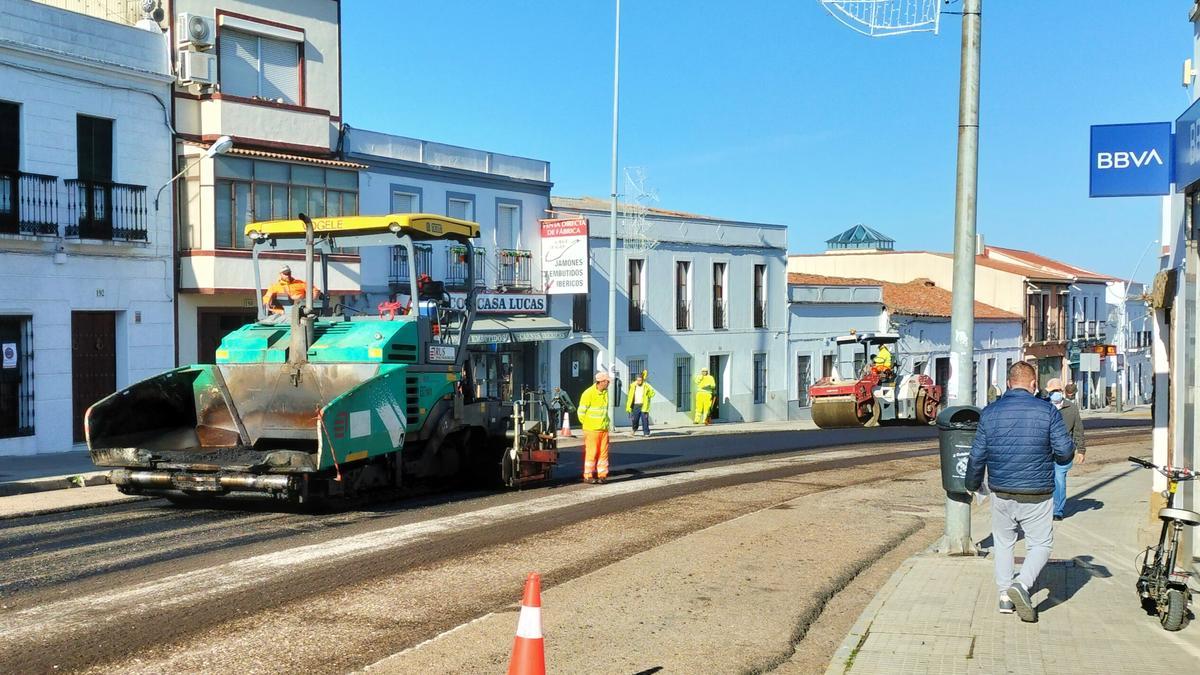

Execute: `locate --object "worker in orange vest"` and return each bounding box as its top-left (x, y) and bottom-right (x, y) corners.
top-left (263, 265), bottom-right (320, 314)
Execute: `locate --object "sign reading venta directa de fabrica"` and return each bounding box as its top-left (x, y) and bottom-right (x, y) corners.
top-left (539, 218), bottom-right (589, 295)
top-left (1089, 122), bottom-right (1172, 197)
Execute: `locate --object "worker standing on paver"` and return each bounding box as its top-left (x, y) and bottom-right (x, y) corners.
top-left (263, 265), bottom-right (319, 314)
top-left (693, 367), bottom-right (716, 425)
top-left (1047, 379), bottom-right (1085, 521)
top-left (625, 370), bottom-right (656, 437)
top-left (576, 371), bottom-right (612, 484)
top-left (965, 361), bottom-right (1074, 623)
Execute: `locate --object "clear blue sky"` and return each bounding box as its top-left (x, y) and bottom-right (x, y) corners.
top-left (341, 1), bottom-right (1191, 281)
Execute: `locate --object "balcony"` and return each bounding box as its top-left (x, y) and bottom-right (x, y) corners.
top-left (497, 249), bottom-right (532, 290)
top-left (676, 302), bottom-right (691, 331)
top-left (389, 243), bottom-right (432, 288)
top-left (712, 298), bottom-right (727, 330)
top-left (64, 179), bottom-right (147, 241)
top-left (446, 246), bottom-right (486, 289)
top-left (0, 171), bottom-right (58, 236)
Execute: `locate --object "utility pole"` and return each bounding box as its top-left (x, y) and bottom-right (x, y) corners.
top-left (607, 0), bottom-right (621, 425)
top-left (942, 0), bottom-right (980, 556)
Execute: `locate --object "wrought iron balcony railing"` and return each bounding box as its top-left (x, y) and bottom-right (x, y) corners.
top-left (676, 302), bottom-right (691, 330)
top-left (629, 301), bottom-right (644, 332)
top-left (713, 297), bottom-right (728, 330)
top-left (64, 179), bottom-right (147, 241)
top-left (753, 301), bottom-right (766, 328)
top-left (389, 243), bottom-right (433, 287)
top-left (446, 245), bottom-right (486, 289)
top-left (497, 249), bottom-right (532, 289)
top-left (0, 170), bottom-right (58, 236)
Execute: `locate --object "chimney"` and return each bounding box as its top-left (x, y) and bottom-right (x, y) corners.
top-left (975, 233), bottom-right (985, 256)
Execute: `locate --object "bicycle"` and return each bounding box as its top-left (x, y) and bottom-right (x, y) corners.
top-left (1128, 455), bottom-right (1199, 631)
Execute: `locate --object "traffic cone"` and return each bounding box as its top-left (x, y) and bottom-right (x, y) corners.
top-left (507, 572), bottom-right (545, 675)
top-left (558, 411), bottom-right (574, 438)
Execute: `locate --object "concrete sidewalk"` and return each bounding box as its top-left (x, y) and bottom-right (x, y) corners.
top-left (0, 449), bottom-right (107, 497)
top-left (827, 460), bottom-right (1200, 674)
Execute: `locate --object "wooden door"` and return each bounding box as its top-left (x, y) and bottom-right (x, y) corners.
top-left (708, 355), bottom-right (724, 419)
top-left (72, 311), bottom-right (116, 443)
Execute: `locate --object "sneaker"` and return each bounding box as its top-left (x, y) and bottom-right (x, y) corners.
top-left (1006, 583), bottom-right (1037, 623)
top-left (998, 596), bottom-right (1015, 614)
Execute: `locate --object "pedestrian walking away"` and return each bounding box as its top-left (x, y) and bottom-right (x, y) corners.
top-left (1047, 379), bottom-right (1086, 520)
top-left (625, 370), bottom-right (656, 437)
top-left (576, 371), bottom-right (612, 484)
top-left (965, 361), bottom-right (1074, 623)
top-left (693, 367), bottom-right (716, 425)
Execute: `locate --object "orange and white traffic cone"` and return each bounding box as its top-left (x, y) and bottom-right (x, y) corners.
top-left (558, 412), bottom-right (574, 438)
top-left (507, 572), bottom-right (545, 675)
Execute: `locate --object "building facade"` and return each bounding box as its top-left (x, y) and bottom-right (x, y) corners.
top-left (343, 126), bottom-right (559, 401)
top-left (0, 1), bottom-right (175, 454)
top-left (547, 197), bottom-right (789, 426)
top-left (168, 0), bottom-right (361, 364)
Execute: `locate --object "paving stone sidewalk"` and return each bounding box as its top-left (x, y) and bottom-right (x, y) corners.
top-left (827, 460), bottom-right (1200, 674)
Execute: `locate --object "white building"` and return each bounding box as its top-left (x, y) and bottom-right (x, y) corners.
top-left (546, 197), bottom-right (789, 426)
top-left (787, 274), bottom-right (1023, 413)
top-left (343, 126), bottom-right (560, 400)
top-left (0, 0), bottom-right (175, 455)
top-left (1107, 281), bottom-right (1152, 408)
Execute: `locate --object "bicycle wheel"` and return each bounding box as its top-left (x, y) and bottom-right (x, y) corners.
top-left (1161, 589), bottom-right (1188, 631)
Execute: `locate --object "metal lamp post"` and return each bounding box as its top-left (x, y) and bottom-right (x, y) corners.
top-left (606, 0), bottom-right (621, 426)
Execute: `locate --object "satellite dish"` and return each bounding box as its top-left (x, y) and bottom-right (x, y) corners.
top-left (819, 0), bottom-right (941, 37)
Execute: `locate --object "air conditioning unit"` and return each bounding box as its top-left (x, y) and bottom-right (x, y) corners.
top-left (176, 13), bottom-right (215, 49)
top-left (178, 50), bottom-right (216, 85)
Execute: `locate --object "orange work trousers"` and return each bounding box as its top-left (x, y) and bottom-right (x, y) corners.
top-left (583, 430), bottom-right (610, 480)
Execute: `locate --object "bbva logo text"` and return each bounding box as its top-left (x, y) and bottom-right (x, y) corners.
top-left (1095, 149), bottom-right (1165, 169)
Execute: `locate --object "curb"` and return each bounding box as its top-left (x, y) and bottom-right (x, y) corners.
top-left (824, 557), bottom-right (917, 675)
top-left (0, 471), bottom-right (110, 497)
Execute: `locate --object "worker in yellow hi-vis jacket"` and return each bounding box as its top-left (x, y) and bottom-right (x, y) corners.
top-left (693, 367), bottom-right (716, 425)
top-left (576, 371), bottom-right (612, 484)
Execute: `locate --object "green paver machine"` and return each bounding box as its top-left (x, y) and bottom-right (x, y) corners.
top-left (85, 213), bottom-right (560, 503)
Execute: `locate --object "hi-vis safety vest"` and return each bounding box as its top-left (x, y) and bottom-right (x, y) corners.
top-left (577, 385), bottom-right (610, 431)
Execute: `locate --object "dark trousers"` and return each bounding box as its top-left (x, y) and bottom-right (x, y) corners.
top-left (629, 404), bottom-right (649, 435)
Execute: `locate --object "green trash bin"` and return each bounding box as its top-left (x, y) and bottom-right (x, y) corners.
top-left (937, 406), bottom-right (981, 495)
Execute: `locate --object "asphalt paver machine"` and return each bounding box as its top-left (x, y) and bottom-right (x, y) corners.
top-left (85, 213), bottom-right (561, 503)
top-left (808, 332), bottom-right (940, 429)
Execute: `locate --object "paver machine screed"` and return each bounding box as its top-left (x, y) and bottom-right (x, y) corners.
top-left (85, 213), bottom-right (561, 503)
top-left (808, 332), bottom-right (941, 429)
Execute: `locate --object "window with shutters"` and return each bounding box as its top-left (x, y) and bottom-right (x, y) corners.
top-left (447, 194), bottom-right (474, 221)
top-left (496, 201), bottom-right (520, 249)
top-left (219, 28), bottom-right (301, 105)
top-left (390, 185), bottom-right (421, 214)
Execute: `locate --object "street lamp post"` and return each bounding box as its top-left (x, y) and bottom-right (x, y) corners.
top-left (153, 135), bottom-right (234, 211)
top-left (607, 0), bottom-right (621, 425)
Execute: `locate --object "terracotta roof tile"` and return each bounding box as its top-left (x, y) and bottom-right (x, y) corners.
top-left (984, 246), bottom-right (1119, 282)
top-left (788, 273), bottom-right (1020, 321)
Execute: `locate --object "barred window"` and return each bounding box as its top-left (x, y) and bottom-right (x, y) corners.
top-left (753, 352), bottom-right (767, 404)
top-left (675, 355), bottom-right (693, 411)
top-left (0, 316), bottom-right (34, 438)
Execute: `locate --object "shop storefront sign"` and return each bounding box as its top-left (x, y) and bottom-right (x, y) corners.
top-left (539, 218), bottom-right (589, 295)
top-left (1177, 98), bottom-right (1200, 191)
top-left (1089, 122), bottom-right (1172, 197)
top-left (449, 292), bottom-right (548, 315)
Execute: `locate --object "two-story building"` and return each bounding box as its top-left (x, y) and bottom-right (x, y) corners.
top-left (547, 196), bottom-right (789, 426)
top-left (168, 0), bottom-right (361, 364)
top-left (0, 0), bottom-right (175, 455)
top-left (341, 126), bottom-right (565, 400)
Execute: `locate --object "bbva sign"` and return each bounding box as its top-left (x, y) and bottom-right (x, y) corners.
top-left (1089, 122), bottom-right (1172, 198)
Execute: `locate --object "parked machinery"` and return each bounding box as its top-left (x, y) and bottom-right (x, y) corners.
top-left (85, 213), bottom-right (560, 503)
top-left (808, 332), bottom-right (941, 429)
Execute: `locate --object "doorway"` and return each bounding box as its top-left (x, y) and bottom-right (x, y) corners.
top-left (708, 354), bottom-right (727, 419)
top-left (72, 311), bottom-right (116, 443)
top-left (560, 343), bottom-right (595, 410)
top-left (797, 354), bottom-right (811, 407)
top-left (198, 308), bottom-right (257, 364)
top-left (934, 357), bottom-right (951, 395)
top-left (1038, 357), bottom-right (1061, 393)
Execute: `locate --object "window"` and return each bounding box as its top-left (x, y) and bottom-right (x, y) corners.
top-left (75, 115), bottom-right (114, 238)
top-left (0, 316), bottom-right (34, 438)
top-left (447, 193), bottom-right (474, 221)
top-left (797, 355), bottom-right (811, 407)
top-left (712, 262), bottom-right (727, 330)
top-left (754, 353), bottom-right (768, 404)
top-left (628, 357), bottom-right (647, 383)
top-left (675, 355), bottom-right (693, 411)
top-left (390, 186), bottom-right (420, 213)
top-left (219, 28), bottom-right (301, 104)
top-left (496, 200), bottom-right (521, 249)
top-left (212, 157), bottom-right (357, 249)
top-left (972, 361), bottom-right (978, 405)
top-left (753, 264), bottom-right (767, 328)
top-left (1, 101), bottom-right (21, 234)
top-left (822, 354), bottom-right (834, 379)
top-left (675, 261), bottom-right (692, 330)
top-left (628, 259), bottom-right (645, 331)
top-left (572, 293), bottom-right (588, 332)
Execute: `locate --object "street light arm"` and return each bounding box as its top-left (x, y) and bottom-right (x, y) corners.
top-left (153, 157), bottom-right (201, 211)
top-left (152, 135), bottom-right (234, 211)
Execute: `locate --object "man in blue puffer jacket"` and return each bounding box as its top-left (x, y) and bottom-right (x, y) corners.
top-left (965, 361), bottom-right (1074, 623)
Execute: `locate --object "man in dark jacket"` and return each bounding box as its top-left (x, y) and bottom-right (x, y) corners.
top-left (1048, 380), bottom-right (1085, 520)
top-left (965, 361), bottom-right (1074, 623)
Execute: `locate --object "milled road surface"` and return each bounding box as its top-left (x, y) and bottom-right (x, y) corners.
top-left (0, 422), bottom-right (1148, 673)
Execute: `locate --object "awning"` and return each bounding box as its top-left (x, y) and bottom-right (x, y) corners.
top-left (460, 316), bottom-right (571, 345)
